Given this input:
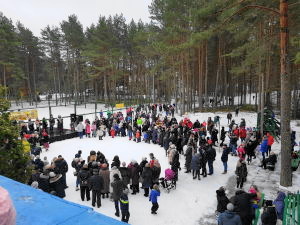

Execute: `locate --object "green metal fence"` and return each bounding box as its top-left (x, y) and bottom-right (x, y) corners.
top-left (283, 192), bottom-right (300, 225)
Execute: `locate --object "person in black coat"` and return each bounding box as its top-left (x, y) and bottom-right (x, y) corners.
top-left (220, 127), bottom-right (226, 146)
top-left (216, 186), bottom-right (230, 213)
top-left (139, 157), bottom-right (148, 169)
top-left (171, 150), bottom-right (181, 181)
top-left (78, 164), bottom-right (91, 201)
top-left (263, 152), bottom-right (277, 170)
top-left (235, 159), bottom-right (247, 189)
top-left (38, 170), bottom-right (51, 193)
top-left (230, 190), bottom-right (257, 225)
top-left (49, 172), bottom-right (65, 198)
top-left (130, 162), bottom-right (140, 194)
top-left (199, 147), bottom-right (208, 177)
top-left (34, 155), bottom-right (44, 172)
top-left (221, 144), bottom-right (231, 174)
top-left (111, 174), bottom-right (126, 217)
top-left (119, 162), bottom-right (130, 187)
top-left (206, 142), bottom-right (216, 175)
top-left (184, 144), bottom-right (193, 173)
top-left (191, 153), bottom-right (201, 180)
top-left (261, 200), bottom-right (277, 225)
top-left (54, 156), bottom-right (68, 188)
top-left (89, 169), bottom-right (104, 208)
top-left (211, 127), bottom-right (219, 146)
top-left (141, 163), bottom-right (153, 197)
top-left (111, 155), bottom-right (121, 169)
top-left (245, 136), bottom-right (258, 164)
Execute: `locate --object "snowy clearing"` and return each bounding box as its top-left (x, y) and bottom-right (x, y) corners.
top-left (35, 106), bottom-right (300, 225)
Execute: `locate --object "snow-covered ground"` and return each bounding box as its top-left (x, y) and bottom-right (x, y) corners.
top-left (34, 105), bottom-right (300, 225)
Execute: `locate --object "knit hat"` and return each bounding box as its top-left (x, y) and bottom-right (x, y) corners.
top-left (82, 164), bottom-right (88, 169)
top-left (123, 188), bottom-right (129, 195)
top-left (227, 203), bottom-right (234, 211)
top-left (49, 172), bottom-right (56, 178)
top-left (31, 181), bottom-right (39, 189)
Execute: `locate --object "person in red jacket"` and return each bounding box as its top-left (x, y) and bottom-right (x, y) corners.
top-left (239, 127), bottom-right (247, 142)
top-left (111, 128), bottom-right (116, 138)
top-left (267, 132), bottom-right (274, 156)
top-left (135, 130), bottom-right (141, 143)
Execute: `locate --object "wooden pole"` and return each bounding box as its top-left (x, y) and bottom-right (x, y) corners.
top-left (279, 0), bottom-right (292, 187)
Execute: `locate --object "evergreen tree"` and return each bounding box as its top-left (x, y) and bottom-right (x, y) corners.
top-left (0, 86), bottom-right (31, 183)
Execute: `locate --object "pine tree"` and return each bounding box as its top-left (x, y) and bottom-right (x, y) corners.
top-left (0, 86), bottom-right (32, 183)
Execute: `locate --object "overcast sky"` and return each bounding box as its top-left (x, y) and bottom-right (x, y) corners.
top-left (1, 0), bottom-right (152, 36)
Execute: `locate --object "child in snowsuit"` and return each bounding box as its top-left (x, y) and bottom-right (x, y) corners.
top-left (97, 128), bottom-right (104, 140)
top-left (149, 184), bottom-right (160, 214)
top-left (136, 130), bottom-right (141, 143)
top-left (111, 128), bottom-right (116, 138)
top-left (120, 188), bottom-right (130, 223)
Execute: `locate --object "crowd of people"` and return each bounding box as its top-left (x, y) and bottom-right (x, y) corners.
top-left (216, 186), bottom-right (286, 225)
top-left (22, 103), bottom-right (298, 224)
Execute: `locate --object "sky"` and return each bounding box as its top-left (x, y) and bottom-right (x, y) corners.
top-left (0, 0), bottom-right (152, 37)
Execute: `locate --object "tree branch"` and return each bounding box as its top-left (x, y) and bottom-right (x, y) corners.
top-left (217, 5), bottom-right (280, 31)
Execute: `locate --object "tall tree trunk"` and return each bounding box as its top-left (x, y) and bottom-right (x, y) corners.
top-left (279, 0), bottom-right (292, 187)
top-left (204, 41), bottom-right (209, 107)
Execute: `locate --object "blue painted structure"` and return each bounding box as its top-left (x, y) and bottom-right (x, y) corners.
top-left (0, 175), bottom-right (125, 225)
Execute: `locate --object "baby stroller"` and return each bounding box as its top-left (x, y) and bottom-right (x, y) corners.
top-left (159, 168), bottom-right (176, 193)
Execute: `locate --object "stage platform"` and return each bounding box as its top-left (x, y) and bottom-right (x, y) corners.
top-left (48, 128), bottom-right (78, 143)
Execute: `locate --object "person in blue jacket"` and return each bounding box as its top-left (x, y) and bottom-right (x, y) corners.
top-left (260, 135), bottom-right (269, 163)
top-left (273, 191), bottom-right (286, 220)
top-left (218, 203), bottom-right (242, 225)
top-left (120, 188), bottom-right (130, 223)
top-left (149, 184), bottom-right (160, 214)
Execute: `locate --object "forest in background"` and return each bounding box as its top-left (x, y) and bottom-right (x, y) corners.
top-left (0, 0), bottom-right (300, 117)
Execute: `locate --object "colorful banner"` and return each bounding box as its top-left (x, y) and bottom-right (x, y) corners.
top-left (115, 103), bottom-right (125, 108)
top-left (9, 110), bottom-right (38, 121)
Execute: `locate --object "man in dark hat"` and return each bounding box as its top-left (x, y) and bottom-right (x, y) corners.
top-left (88, 168), bottom-right (104, 208)
top-left (111, 174), bottom-right (126, 217)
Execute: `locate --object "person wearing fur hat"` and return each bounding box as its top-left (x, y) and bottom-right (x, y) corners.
top-left (119, 162), bottom-right (130, 187)
top-left (38, 167), bottom-right (51, 193)
top-left (49, 172), bottom-right (65, 198)
top-left (120, 188), bottom-right (130, 223)
top-left (218, 203), bottom-right (242, 225)
top-left (111, 173), bottom-right (126, 217)
top-left (78, 164), bottom-right (91, 201)
top-left (149, 184), bottom-right (160, 214)
top-left (54, 155), bottom-right (68, 189)
top-left (88, 169), bottom-right (104, 208)
top-left (99, 163), bottom-right (110, 198)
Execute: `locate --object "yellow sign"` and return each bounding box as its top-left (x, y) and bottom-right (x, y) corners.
top-left (115, 103), bottom-right (125, 109)
top-left (9, 110), bottom-right (38, 121)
